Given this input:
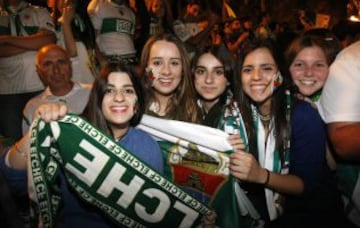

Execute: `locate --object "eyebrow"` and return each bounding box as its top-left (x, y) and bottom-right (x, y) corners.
top-left (151, 57), bottom-right (181, 61)
top-left (260, 63), bottom-right (276, 67)
top-left (196, 65), bottom-right (224, 69)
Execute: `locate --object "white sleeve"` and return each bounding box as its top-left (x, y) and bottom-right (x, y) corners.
top-left (319, 42), bottom-right (360, 123)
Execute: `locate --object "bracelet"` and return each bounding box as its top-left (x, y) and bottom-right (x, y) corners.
top-left (263, 169), bottom-right (270, 186)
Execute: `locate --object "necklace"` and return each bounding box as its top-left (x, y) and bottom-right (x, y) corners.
top-left (259, 113), bottom-right (271, 122)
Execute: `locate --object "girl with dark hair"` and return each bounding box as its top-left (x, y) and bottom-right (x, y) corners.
top-left (192, 43), bottom-right (239, 128)
top-left (2, 63), bottom-right (164, 227)
top-left (189, 43), bottom-right (249, 227)
top-left (81, 63), bottom-right (163, 172)
top-left (230, 38), bottom-right (345, 227)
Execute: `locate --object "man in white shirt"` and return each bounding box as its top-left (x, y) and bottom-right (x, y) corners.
top-left (22, 44), bottom-right (91, 134)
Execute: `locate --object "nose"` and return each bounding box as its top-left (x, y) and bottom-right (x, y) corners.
top-left (304, 65), bottom-right (313, 77)
top-left (160, 63), bottom-right (170, 75)
top-left (204, 73), bottom-right (214, 84)
top-left (251, 69), bottom-right (261, 81)
top-left (52, 63), bottom-right (60, 74)
top-left (113, 90), bottom-right (125, 102)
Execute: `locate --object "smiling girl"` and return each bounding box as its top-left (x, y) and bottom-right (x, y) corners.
top-left (230, 38), bottom-right (345, 227)
top-left (139, 33), bottom-right (199, 123)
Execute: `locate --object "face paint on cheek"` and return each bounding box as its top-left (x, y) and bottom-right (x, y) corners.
top-left (145, 67), bottom-right (158, 85)
top-left (133, 97), bottom-right (138, 112)
top-left (272, 71), bottom-right (283, 92)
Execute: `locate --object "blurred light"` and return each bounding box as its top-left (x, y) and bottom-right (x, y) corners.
top-left (349, 15), bottom-right (360, 22)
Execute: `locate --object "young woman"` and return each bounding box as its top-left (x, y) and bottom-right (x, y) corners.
top-left (139, 33), bottom-right (199, 122)
top-left (230, 38), bottom-right (345, 227)
top-left (285, 34), bottom-right (342, 170)
top-left (1, 64), bottom-right (164, 227)
top-left (193, 44), bottom-right (235, 126)
top-left (190, 44), bottom-right (249, 227)
top-left (285, 33), bottom-right (341, 105)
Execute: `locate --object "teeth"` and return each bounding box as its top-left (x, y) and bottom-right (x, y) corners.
top-left (159, 78), bottom-right (172, 83)
top-left (111, 106), bottom-right (127, 111)
top-left (251, 85), bottom-right (265, 90)
top-left (300, 80), bottom-right (315, 85)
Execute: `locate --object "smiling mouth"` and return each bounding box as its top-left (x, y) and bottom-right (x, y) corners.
top-left (299, 80), bottom-right (316, 85)
top-left (250, 84), bottom-right (267, 91)
top-left (111, 106), bottom-right (128, 113)
top-left (158, 78), bottom-right (173, 83)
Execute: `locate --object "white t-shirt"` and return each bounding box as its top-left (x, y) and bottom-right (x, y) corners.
top-left (319, 41), bottom-right (360, 123)
top-left (22, 82), bottom-right (91, 134)
top-left (87, 0), bottom-right (136, 56)
top-left (0, 2), bottom-right (55, 94)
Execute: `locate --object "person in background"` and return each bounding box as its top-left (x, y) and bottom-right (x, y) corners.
top-left (22, 44), bottom-right (91, 134)
top-left (255, 11), bottom-right (274, 40)
top-left (139, 33), bottom-right (199, 123)
top-left (319, 40), bottom-right (360, 227)
top-left (48, 0), bottom-right (96, 83)
top-left (225, 16), bottom-right (252, 60)
top-left (87, 0), bottom-right (137, 68)
top-left (0, 0), bottom-right (56, 141)
top-left (173, 0), bottom-right (219, 57)
top-left (1, 63), bottom-right (164, 227)
top-left (146, 0), bottom-right (174, 36)
top-left (231, 38), bottom-right (346, 227)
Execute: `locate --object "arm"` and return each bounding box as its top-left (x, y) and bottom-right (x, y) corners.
top-left (60, 6), bottom-right (77, 57)
top-left (328, 122), bottom-right (360, 162)
top-left (6, 103), bottom-right (68, 170)
top-left (0, 29), bottom-right (56, 57)
top-left (230, 150), bottom-right (304, 195)
top-left (0, 43), bottom-right (25, 57)
top-left (226, 32), bottom-right (249, 52)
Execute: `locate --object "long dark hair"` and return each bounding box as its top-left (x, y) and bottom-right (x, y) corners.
top-left (82, 63), bottom-right (145, 137)
top-left (191, 43), bottom-right (239, 102)
top-left (237, 38), bottom-right (292, 163)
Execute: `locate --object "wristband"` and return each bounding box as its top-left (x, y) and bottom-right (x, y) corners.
top-left (263, 169), bottom-right (270, 186)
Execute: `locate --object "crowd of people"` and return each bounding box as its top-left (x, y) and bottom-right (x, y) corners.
top-left (1, 0), bottom-right (360, 227)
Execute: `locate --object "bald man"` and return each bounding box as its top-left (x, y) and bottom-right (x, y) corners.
top-left (22, 44), bottom-right (92, 134)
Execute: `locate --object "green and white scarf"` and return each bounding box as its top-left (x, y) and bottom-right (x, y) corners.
top-left (139, 96), bottom-right (261, 228)
top-left (28, 114), bottom-right (211, 228)
top-left (250, 90), bottom-right (291, 221)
